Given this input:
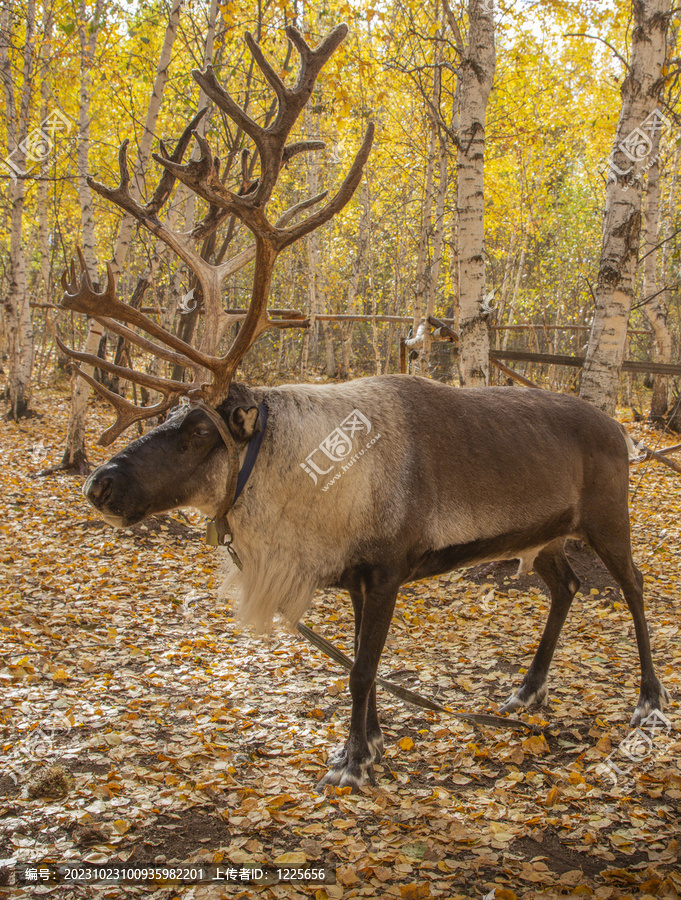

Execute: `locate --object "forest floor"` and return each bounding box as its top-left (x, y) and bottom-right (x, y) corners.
top-left (0, 387), bottom-right (680, 900)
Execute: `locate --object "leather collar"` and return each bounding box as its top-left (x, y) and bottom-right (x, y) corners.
top-left (195, 400), bottom-right (267, 549)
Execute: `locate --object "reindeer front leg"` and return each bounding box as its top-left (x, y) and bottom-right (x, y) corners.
top-left (319, 573), bottom-right (398, 790)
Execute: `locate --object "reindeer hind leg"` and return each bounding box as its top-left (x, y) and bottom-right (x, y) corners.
top-left (585, 526), bottom-right (670, 725)
top-left (500, 539), bottom-right (579, 714)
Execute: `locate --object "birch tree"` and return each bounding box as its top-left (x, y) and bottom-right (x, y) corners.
top-left (409, 68), bottom-right (439, 374)
top-left (1, 0), bottom-right (36, 419)
top-left (445, 0), bottom-right (495, 387)
top-left (641, 130), bottom-right (672, 422)
top-left (57, 0), bottom-right (106, 474)
top-left (580, 0), bottom-right (671, 414)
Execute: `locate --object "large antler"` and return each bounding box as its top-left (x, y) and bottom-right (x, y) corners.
top-left (60, 23), bottom-right (373, 443)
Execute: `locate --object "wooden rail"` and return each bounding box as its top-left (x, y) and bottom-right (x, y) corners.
top-left (490, 350), bottom-right (681, 377)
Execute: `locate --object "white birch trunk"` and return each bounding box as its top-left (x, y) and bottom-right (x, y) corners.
top-left (580, 0), bottom-right (671, 414)
top-left (110, 0), bottom-right (183, 279)
top-left (426, 129), bottom-right (448, 378)
top-left (411, 115), bottom-right (437, 375)
top-left (641, 132), bottom-right (671, 420)
top-left (1, 0), bottom-right (36, 418)
top-left (60, 0), bottom-right (106, 472)
top-left (453, 0), bottom-right (495, 387)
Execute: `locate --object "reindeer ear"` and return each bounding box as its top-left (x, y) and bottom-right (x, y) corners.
top-left (229, 404), bottom-right (261, 441)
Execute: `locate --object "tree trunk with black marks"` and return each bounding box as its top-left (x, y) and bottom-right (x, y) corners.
top-left (642, 133), bottom-right (672, 422)
top-left (1, 0), bottom-right (36, 420)
top-left (58, 0), bottom-right (106, 475)
top-left (580, 0), bottom-right (671, 415)
top-left (411, 80), bottom-right (438, 376)
top-left (449, 0), bottom-right (495, 387)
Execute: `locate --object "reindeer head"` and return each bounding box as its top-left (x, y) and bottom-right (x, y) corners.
top-left (59, 24), bottom-right (373, 533)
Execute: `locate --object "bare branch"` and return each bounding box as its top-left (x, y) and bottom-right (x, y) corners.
top-left (95, 316), bottom-right (200, 372)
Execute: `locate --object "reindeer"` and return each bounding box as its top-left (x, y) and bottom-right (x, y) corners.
top-left (58, 24), bottom-right (670, 790)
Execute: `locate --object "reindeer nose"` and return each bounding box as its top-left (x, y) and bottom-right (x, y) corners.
top-left (85, 472), bottom-right (114, 509)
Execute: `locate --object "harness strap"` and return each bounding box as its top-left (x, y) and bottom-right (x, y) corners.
top-left (194, 400), bottom-right (266, 552)
top-left (234, 402), bottom-right (268, 502)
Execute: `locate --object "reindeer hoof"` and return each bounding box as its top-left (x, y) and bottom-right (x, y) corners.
top-left (631, 681), bottom-right (671, 727)
top-left (499, 679), bottom-right (548, 714)
top-left (317, 749), bottom-right (374, 791)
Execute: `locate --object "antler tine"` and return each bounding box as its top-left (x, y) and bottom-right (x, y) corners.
top-left (243, 32), bottom-right (287, 104)
top-left (276, 190), bottom-right (329, 227)
top-left (147, 106), bottom-right (209, 215)
top-left (206, 126), bottom-right (373, 401)
top-left (277, 122), bottom-right (375, 250)
top-left (117, 139), bottom-right (131, 192)
top-left (61, 258), bottom-right (77, 294)
top-left (55, 334), bottom-right (197, 397)
top-left (283, 140), bottom-right (326, 165)
top-left (89, 113), bottom-right (224, 294)
top-left (192, 64), bottom-right (264, 150)
top-left (285, 24), bottom-right (349, 95)
top-left (66, 363), bottom-right (183, 447)
top-left (77, 247), bottom-right (95, 291)
top-left (90, 110), bottom-right (209, 221)
top-left (95, 316), bottom-right (202, 374)
top-left (190, 25), bottom-right (349, 212)
top-left (153, 129), bottom-right (241, 215)
top-left (60, 252), bottom-right (217, 372)
top-left (239, 148), bottom-right (258, 195)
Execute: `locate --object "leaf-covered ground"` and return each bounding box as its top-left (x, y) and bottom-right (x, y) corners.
top-left (1, 389), bottom-right (680, 899)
